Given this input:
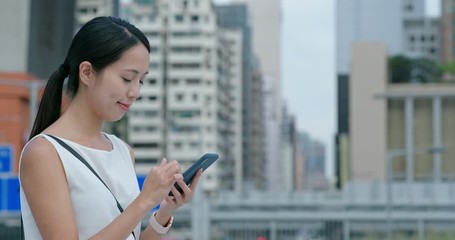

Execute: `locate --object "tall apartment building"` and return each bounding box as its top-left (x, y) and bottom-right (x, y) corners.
top-left (403, 17), bottom-right (440, 62)
top-left (263, 75), bottom-right (281, 191)
top-left (243, 0), bottom-right (281, 191)
top-left (215, 3), bottom-right (265, 191)
top-left (350, 41), bottom-right (455, 183)
top-left (76, 0), bottom-right (120, 27)
top-left (335, 0), bottom-right (441, 187)
top-left (217, 29), bottom-right (243, 192)
top-left (126, 0), bottom-right (242, 192)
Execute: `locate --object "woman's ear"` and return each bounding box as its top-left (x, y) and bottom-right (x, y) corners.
top-left (79, 61), bottom-right (95, 86)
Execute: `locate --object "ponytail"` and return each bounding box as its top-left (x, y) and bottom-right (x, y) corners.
top-left (29, 64), bottom-right (69, 140)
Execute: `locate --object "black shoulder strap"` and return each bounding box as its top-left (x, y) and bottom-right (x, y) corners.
top-left (46, 134), bottom-right (136, 239)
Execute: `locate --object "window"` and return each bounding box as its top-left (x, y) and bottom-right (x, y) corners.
top-left (170, 46), bottom-right (201, 53)
top-left (174, 142), bottom-right (182, 149)
top-left (190, 142), bottom-right (200, 149)
top-left (172, 110), bottom-right (200, 118)
top-left (145, 111), bottom-right (158, 117)
top-left (193, 93), bottom-right (198, 101)
top-left (146, 126), bottom-right (157, 132)
top-left (406, 4), bottom-right (414, 11)
top-left (171, 63), bottom-right (201, 69)
top-left (186, 78), bottom-right (201, 85)
top-left (176, 94), bottom-right (184, 101)
top-left (149, 78), bottom-right (157, 85)
top-left (172, 32), bottom-right (201, 37)
top-left (175, 15), bottom-right (184, 22)
top-left (149, 62), bottom-right (160, 69)
top-left (191, 15), bottom-right (199, 23)
top-left (148, 96), bottom-right (157, 101)
top-left (147, 32), bottom-right (160, 37)
top-left (136, 158), bottom-right (158, 164)
top-left (171, 78), bottom-right (179, 84)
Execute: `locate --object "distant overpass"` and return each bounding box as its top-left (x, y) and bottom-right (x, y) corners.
top-left (3, 178), bottom-right (455, 239)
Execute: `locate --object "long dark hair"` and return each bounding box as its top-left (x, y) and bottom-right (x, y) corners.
top-left (29, 16), bottom-right (150, 140)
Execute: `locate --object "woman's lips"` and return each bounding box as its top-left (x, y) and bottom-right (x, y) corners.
top-left (118, 102), bottom-right (130, 111)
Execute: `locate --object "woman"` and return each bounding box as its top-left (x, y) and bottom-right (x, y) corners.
top-left (19, 16), bottom-right (201, 239)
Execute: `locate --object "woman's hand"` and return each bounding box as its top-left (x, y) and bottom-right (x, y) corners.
top-left (158, 168), bottom-right (203, 217)
top-left (138, 158), bottom-right (183, 209)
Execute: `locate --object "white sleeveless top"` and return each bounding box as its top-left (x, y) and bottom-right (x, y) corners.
top-left (19, 133), bottom-right (141, 240)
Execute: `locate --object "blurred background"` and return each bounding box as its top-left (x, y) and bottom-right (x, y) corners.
top-left (0, 0), bottom-right (454, 239)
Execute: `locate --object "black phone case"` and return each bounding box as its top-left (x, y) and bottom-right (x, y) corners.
top-left (169, 153), bottom-right (219, 196)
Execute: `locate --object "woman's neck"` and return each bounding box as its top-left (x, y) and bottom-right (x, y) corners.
top-left (50, 96), bottom-right (104, 141)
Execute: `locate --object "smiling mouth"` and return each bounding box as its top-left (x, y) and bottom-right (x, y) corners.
top-left (118, 102), bottom-right (130, 111)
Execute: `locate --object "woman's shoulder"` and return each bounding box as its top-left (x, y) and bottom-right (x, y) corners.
top-left (20, 135), bottom-right (62, 180)
top-left (22, 135), bottom-right (56, 158)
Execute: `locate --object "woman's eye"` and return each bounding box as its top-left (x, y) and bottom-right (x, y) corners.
top-left (139, 80), bottom-right (144, 85)
top-left (122, 77), bottom-right (131, 82)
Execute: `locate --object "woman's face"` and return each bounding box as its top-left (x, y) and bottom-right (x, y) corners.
top-left (89, 43), bottom-right (150, 121)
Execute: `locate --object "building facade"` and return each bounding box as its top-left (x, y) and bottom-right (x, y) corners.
top-left (76, 0), bottom-right (119, 27)
top-left (335, 0), bottom-right (442, 187)
top-left (243, 0), bottom-right (281, 191)
top-left (215, 3), bottom-right (265, 191)
top-left (349, 41), bottom-right (455, 183)
top-left (126, 0), bottom-right (242, 193)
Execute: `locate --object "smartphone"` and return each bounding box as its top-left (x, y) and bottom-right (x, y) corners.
top-left (169, 153), bottom-right (219, 196)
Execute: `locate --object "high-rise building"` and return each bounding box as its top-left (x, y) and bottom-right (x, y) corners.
top-left (0, 0), bottom-right (75, 79)
top-left (263, 74), bottom-right (281, 191)
top-left (335, 0), bottom-right (440, 187)
top-left (299, 132), bottom-right (327, 190)
top-left (215, 3), bottom-right (265, 191)
top-left (217, 28), bottom-right (244, 192)
top-left (126, 0), bottom-right (242, 193)
top-left (403, 17), bottom-right (440, 62)
top-left (76, 0), bottom-right (120, 27)
top-left (243, 0), bottom-right (281, 191)
top-left (350, 41), bottom-right (455, 183)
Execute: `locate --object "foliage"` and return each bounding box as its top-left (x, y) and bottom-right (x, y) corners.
top-left (388, 55), bottom-right (441, 84)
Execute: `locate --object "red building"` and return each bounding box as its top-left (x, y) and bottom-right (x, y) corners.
top-left (0, 72), bottom-right (41, 173)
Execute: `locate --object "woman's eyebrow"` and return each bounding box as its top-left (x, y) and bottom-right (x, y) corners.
top-left (124, 69), bottom-right (149, 76)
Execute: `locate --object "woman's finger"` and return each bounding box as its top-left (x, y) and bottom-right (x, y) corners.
top-left (159, 157), bottom-right (167, 167)
top-left (189, 169), bottom-right (203, 191)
